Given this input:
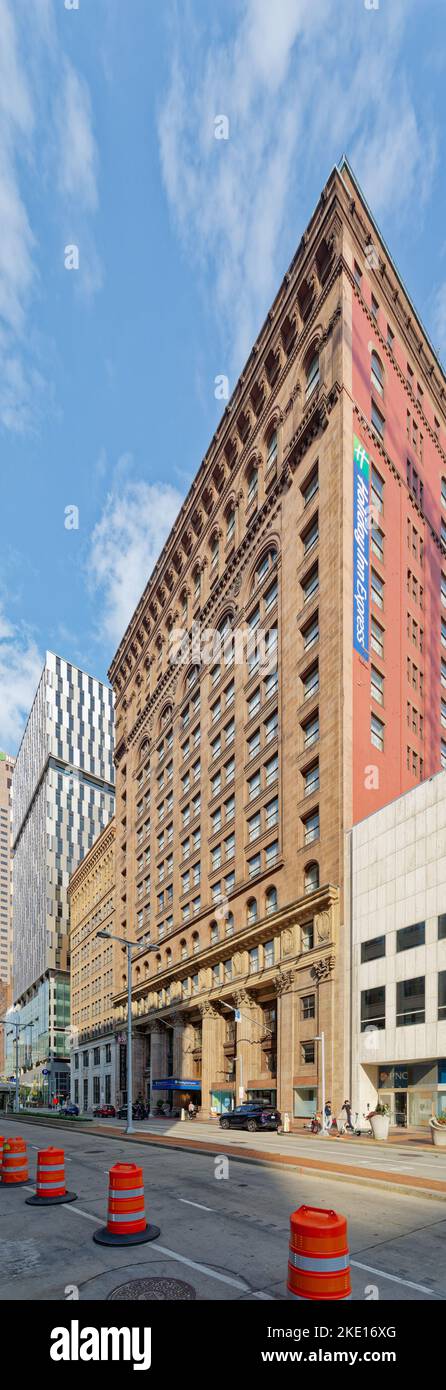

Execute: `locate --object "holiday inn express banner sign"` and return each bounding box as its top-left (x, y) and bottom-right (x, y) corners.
top-left (353, 435), bottom-right (370, 660)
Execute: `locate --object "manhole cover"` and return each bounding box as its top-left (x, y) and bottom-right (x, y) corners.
top-left (108, 1278), bottom-right (196, 1301)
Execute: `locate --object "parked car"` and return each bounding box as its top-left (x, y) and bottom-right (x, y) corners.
top-left (59, 1103), bottom-right (79, 1118)
top-left (93, 1104), bottom-right (116, 1118)
top-left (219, 1103), bottom-right (281, 1133)
top-left (117, 1102), bottom-right (148, 1120)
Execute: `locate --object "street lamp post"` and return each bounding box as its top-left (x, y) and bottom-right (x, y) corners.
top-left (96, 932), bottom-right (158, 1135)
top-left (0, 1016), bottom-right (31, 1113)
top-left (314, 1030), bottom-right (326, 1136)
top-left (216, 1000), bottom-right (274, 1108)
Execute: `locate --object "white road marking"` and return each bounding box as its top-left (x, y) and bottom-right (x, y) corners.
top-left (65, 1204), bottom-right (103, 1225)
top-left (351, 1259), bottom-right (442, 1297)
top-left (179, 1198), bottom-right (214, 1212)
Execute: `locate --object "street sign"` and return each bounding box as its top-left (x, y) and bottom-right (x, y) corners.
top-left (42, 1069), bottom-right (49, 1076)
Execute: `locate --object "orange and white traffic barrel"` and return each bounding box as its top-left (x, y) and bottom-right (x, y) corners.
top-left (1, 1136), bottom-right (29, 1186)
top-left (287, 1205), bottom-right (351, 1300)
top-left (26, 1146), bottom-right (77, 1206)
top-left (93, 1162), bottom-right (160, 1246)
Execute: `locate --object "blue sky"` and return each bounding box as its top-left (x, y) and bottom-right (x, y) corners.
top-left (1, 0), bottom-right (446, 752)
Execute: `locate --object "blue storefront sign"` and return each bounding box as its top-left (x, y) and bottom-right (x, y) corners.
top-left (152, 1078), bottom-right (201, 1091)
top-left (353, 435), bottom-right (370, 661)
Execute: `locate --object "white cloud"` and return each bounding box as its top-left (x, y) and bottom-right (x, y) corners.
top-left (57, 62), bottom-right (98, 212)
top-left (158, 0), bottom-right (435, 372)
top-left (0, 607), bottom-right (42, 752)
top-left (0, 1), bottom-right (102, 433)
top-left (87, 479), bottom-right (184, 649)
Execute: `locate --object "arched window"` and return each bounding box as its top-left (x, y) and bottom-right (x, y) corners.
top-left (304, 861), bottom-right (319, 895)
top-left (210, 920), bottom-right (219, 944)
top-left (210, 532), bottom-right (220, 578)
top-left (371, 350), bottom-right (384, 397)
top-left (156, 954), bottom-right (162, 973)
top-left (247, 897), bottom-right (257, 925)
top-left (186, 664), bottom-right (200, 690)
top-left (266, 428), bottom-right (278, 472)
top-left (193, 566), bottom-right (201, 604)
top-left (180, 938), bottom-right (188, 960)
top-left (181, 589), bottom-right (188, 622)
top-left (192, 931), bottom-right (200, 955)
top-left (247, 463), bottom-right (258, 507)
top-left (225, 911), bottom-right (234, 937)
top-left (305, 350), bottom-right (320, 401)
top-left (253, 546), bottom-right (278, 591)
top-left (265, 885), bottom-right (278, 916)
top-left (226, 505), bottom-right (235, 545)
top-left (165, 948), bottom-right (172, 967)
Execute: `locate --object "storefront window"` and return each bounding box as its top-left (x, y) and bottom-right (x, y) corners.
top-left (211, 1090), bottom-right (234, 1114)
top-left (293, 1086), bottom-right (317, 1118)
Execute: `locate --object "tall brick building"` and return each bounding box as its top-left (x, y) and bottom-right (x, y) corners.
top-left (108, 158), bottom-right (446, 1123)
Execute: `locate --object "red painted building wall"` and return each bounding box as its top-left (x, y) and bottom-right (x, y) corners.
top-left (351, 278), bottom-right (445, 824)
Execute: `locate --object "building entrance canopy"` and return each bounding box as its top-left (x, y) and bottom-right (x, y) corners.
top-left (152, 1078), bottom-right (201, 1091)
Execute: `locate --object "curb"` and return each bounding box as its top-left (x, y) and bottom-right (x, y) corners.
top-left (6, 1114), bottom-right (446, 1203)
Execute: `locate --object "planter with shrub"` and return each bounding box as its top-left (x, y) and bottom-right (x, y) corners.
top-left (429, 1113), bottom-right (446, 1147)
top-left (370, 1103), bottom-right (390, 1141)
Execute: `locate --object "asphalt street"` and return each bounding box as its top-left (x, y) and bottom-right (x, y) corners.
top-left (1, 1117), bottom-right (445, 1302)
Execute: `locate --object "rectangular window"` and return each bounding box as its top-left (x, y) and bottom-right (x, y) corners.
top-left (265, 839), bottom-right (279, 866)
top-left (439, 971), bottom-right (446, 1021)
top-left (303, 809), bottom-right (319, 844)
top-left (303, 515), bottom-right (319, 555)
top-left (371, 466), bottom-right (384, 514)
top-left (371, 617), bottom-right (384, 659)
top-left (438, 914), bottom-right (446, 940)
top-left (371, 712), bottom-right (384, 751)
top-left (265, 753), bottom-right (279, 786)
top-left (303, 614), bottom-right (319, 651)
top-left (265, 796), bottom-right (279, 829)
top-left (301, 1041), bottom-right (315, 1064)
top-left (248, 852), bottom-right (261, 878)
top-left (264, 939), bottom-right (274, 968)
top-left (361, 985), bottom-right (385, 1031)
top-left (248, 811), bottom-right (261, 842)
top-left (361, 935), bottom-right (386, 963)
top-left (248, 687), bottom-right (261, 720)
top-left (302, 467), bottom-right (319, 507)
top-left (302, 565), bottom-right (319, 604)
top-left (247, 729), bottom-right (261, 760)
top-left (303, 713), bottom-right (319, 748)
top-left (371, 569), bottom-right (384, 610)
top-left (396, 975), bottom-right (425, 1026)
top-left (303, 762), bottom-right (319, 797)
top-left (302, 664), bottom-right (319, 701)
top-left (248, 770), bottom-right (261, 801)
top-left (301, 921), bottom-right (314, 952)
top-left (371, 665), bottom-right (384, 706)
top-left (265, 710), bottom-right (278, 744)
top-left (396, 921), bottom-right (425, 952)
top-left (371, 400), bottom-right (385, 438)
top-left (301, 993), bottom-right (315, 1020)
top-left (371, 525), bottom-right (384, 562)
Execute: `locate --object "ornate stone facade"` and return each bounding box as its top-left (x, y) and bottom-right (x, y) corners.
top-left (108, 159), bottom-right (446, 1125)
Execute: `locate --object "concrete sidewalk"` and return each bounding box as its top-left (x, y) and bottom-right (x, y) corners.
top-left (82, 1114), bottom-right (446, 1201)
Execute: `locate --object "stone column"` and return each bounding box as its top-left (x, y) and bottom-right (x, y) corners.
top-left (310, 955), bottom-right (336, 1111)
top-left (276, 969), bottom-right (297, 1123)
top-left (148, 1021), bottom-right (169, 1108)
top-left (171, 1013), bottom-right (185, 1076)
top-left (233, 988), bottom-right (263, 1102)
top-left (200, 1002), bottom-right (225, 1119)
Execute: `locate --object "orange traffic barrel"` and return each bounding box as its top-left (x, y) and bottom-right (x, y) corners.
top-left (1, 1136), bottom-right (29, 1186)
top-left (26, 1147), bottom-right (77, 1206)
top-left (287, 1205), bottom-right (351, 1300)
top-left (93, 1162), bottom-right (160, 1246)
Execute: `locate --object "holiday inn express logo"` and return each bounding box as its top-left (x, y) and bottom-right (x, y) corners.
top-left (353, 435), bottom-right (371, 661)
top-left (50, 1321), bottom-right (151, 1371)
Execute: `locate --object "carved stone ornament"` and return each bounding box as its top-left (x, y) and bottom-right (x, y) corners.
top-left (282, 927), bottom-right (294, 955)
top-left (310, 954), bottom-right (336, 984)
top-left (273, 968), bottom-right (295, 996)
top-left (315, 910), bottom-right (331, 943)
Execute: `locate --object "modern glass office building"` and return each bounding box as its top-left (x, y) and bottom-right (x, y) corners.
top-left (8, 653), bottom-right (115, 1099)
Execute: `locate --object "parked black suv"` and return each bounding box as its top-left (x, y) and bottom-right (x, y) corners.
top-left (219, 1103), bottom-right (281, 1133)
